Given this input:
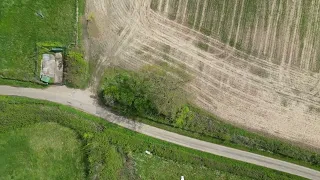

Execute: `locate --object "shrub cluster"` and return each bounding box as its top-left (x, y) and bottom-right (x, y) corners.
top-left (100, 67), bottom-right (191, 122)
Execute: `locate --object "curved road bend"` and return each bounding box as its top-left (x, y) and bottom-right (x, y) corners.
top-left (0, 85), bottom-right (319, 179)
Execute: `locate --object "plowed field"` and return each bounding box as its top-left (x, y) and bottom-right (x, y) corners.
top-left (85, 0), bottom-right (320, 147)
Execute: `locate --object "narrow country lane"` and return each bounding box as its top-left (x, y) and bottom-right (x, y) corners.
top-left (0, 85), bottom-right (319, 179)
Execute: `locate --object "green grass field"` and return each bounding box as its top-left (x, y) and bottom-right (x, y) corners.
top-left (0, 122), bottom-right (85, 180)
top-left (0, 0), bottom-right (82, 84)
top-left (0, 95), bottom-right (302, 179)
top-left (134, 153), bottom-right (249, 180)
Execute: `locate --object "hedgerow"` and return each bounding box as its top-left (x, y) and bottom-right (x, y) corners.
top-left (100, 67), bottom-right (191, 121)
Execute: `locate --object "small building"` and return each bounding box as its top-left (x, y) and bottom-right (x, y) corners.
top-left (40, 53), bottom-right (63, 84)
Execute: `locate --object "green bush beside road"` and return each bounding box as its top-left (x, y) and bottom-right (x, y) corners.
top-left (100, 67), bottom-right (190, 119)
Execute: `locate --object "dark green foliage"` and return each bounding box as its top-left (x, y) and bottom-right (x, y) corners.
top-left (140, 66), bottom-right (188, 119)
top-left (174, 105), bottom-right (193, 128)
top-left (101, 68), bottom-right (156, 116)
top-left (101, 67), bottom-right (189, 120)
top-left (64, 51), bottom-right (89, 89)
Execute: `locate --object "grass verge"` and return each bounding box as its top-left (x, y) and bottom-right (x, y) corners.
top-left (134, 153), bottom-right (250, 180)
top-left (0, 78), bottom-right (46, 88)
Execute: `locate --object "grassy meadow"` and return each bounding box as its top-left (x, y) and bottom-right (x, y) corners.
top-left (0, 95), bottom-right (302, 179)
top-left (0, 123), bottom-right (85, 180)
top-left (0, 0), bottom-right (82, 84)
top-left (134, 153), bottom-right (249, 180)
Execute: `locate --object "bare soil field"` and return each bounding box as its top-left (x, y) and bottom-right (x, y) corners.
top-left (85, 0), bottom-right (320, 148)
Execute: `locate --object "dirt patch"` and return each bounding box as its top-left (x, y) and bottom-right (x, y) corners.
top-left (87, 19), bottom-right (100, 38)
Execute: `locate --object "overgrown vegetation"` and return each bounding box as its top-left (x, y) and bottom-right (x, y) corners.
top-left (0, 96), bottom-right (128, 179)
top-left (64, 51), bottom-right (89, 89)
top-left (0, 0), bottom-right (85, 86)
top-left (134, 153), bottom-right (250, 180)
top-left (0, 96), bottom-right (301, 180)
top-left (0, 123), bottom-right (85, 179)
top-left (100, 66), bottom-right (190, 121)
top-left (100, 67), bottom-right (320, 171)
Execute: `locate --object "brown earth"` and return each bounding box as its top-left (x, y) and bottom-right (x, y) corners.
top-left (84, 0), bottom-right (320, 148)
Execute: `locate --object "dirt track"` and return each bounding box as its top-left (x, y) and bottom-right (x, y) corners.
top-left (85, 0), bottom-right (320, 148)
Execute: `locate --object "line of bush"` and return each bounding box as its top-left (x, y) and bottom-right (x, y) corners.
top-left (99, 67), bottom-right (320, 171)
top-left (0, 96), bottom-right (302, 179)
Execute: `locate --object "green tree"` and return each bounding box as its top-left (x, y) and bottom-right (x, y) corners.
top-left (140, 66), bottom-right (188, 119)
top-left (101, 66), bottom-right (190, 121)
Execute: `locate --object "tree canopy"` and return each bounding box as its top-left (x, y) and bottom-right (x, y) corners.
top-left (100, 66), bottom-right (191, 122)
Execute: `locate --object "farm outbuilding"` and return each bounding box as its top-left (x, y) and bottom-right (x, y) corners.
top-left (40, 53), bottom-right (64, 84)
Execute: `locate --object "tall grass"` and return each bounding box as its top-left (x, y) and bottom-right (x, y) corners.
top-left (0, 123), bottom-right (85, 179)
